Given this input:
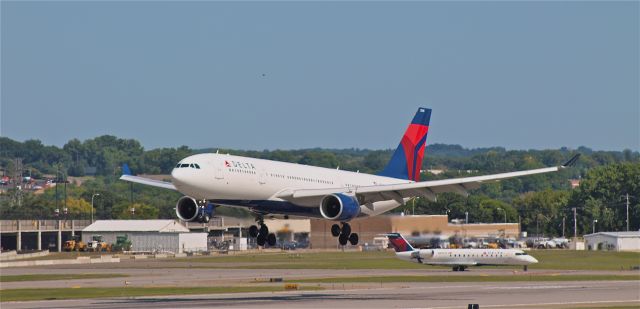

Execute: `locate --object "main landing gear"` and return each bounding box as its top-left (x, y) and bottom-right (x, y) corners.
top-left (452, 266), bottom-right (467, 272)
top-left (331, 222), bottom-right (359, 246)
top-left (249, 217), bottom-right (276, 247)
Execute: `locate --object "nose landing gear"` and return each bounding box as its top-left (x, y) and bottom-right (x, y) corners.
top-left (331, 222), bottom-right (359, 246)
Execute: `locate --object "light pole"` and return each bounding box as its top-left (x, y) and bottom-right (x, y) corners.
top-left (465, 212), bottom-right (469, 224)
top-left (592, 219), bottom-right (598, 234)
top-left (572, 208), bottom-right (577, 239)
top-left (91, 193), bottom-right (100, 223)
top-left (497, 207), bottom-right (506, 237)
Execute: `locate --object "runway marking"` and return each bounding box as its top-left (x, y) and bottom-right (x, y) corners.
top-left (421, 299), bottom-right (640, 309)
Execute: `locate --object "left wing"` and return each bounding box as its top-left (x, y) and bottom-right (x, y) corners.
top-left (119, 164), bottom-right (177, 191)
top-left (277, 154), bottom-right (580, 205)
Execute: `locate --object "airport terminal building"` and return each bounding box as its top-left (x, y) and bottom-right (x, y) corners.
top-left (82, 220), bottom-right (207, 254)
top-left (310, 214), bottom-right (520, 249)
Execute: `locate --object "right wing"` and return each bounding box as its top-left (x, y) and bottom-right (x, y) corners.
top-left (119, 164), bottom-right (177, 191)
top-left (277, 154), bottom-right (580, 205)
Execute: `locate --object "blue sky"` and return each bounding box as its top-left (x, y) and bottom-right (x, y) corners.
top-left (1, 1), bottom-right (638, 151)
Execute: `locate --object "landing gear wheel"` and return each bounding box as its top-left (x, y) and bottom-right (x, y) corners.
top-left (249, 225), bottom-right (259, 238)
top-left (257, 234), bottom-right (266, 247)
top-left (341, 223), bottom-right (351, 236)
top-left (267, 233), bottom-right (277, 246)
top-left (338, 234), bottom-right (349, 246)
top-left (348, 233), bottom-right (359, 246)
top-left (259, 225), bottom-right (269, 236)
top-left (203, 214), bottom-right (210, 223)
top-left (523, 265), bottom-right (528, 272)
top-left (453, 266), bottom-right (459, 272)
top-left (331, 224), bottom-right (341, 237)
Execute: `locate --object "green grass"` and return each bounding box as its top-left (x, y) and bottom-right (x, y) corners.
top-left (290, 274), bottom-right (640, 283)
top-left (168, 250), bottom-right (640, 271)
top-left (0, 273), bottom-right (128, 283)
top-left (0, 285), bottom-right (323, 302)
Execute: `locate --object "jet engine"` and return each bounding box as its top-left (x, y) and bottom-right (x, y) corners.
top-left (176, 196), bottom-right (215, 223)
top-left (319, 193), bottom-right (361, 221)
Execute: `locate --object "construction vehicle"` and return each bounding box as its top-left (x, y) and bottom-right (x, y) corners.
top-left (87, 235), bottom-right (111, 252)
top-left (63, 235), bottom-right (86, 252)
top-left (112, 235), bottom-right (132, 252)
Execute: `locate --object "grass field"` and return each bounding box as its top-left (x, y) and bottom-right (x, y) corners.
top-left (0, 285), bottom-right (322, 302)
top-left (0, 273), bottom-right (128, 283)
top-left (290, 274), bottom-right (640, 283)
top-left (171, 250), bottom-right (640, 270)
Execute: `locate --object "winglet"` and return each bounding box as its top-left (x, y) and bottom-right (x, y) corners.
top-left (562, 154), bottom-right (581, 167)
top-left (122, 164), bottom-right (132, 176)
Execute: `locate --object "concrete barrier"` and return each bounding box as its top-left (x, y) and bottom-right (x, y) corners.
top-left (0, 250), bottom-right (49, 261)
top-left (0, 255), bottom-right (120, 268)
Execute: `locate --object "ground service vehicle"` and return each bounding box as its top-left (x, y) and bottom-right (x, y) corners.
top-left (87, 235), bottom-right (111, 252)
top-left (63, 236), bottom-right (86, 252)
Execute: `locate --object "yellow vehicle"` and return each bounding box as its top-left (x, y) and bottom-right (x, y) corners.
top-left (87, 235), bottom-right (111, 252)
top-left (63, 236), bottom-right (86, 251)
top-left (486, 243), bottom-right (499, 249)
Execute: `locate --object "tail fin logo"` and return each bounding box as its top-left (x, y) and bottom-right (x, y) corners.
top-left (378, 108), bottom-right (431, 181)
top-left (400, 123), bottom-right (429, 181)
top-left (385, 233), bottom-right (415, 252)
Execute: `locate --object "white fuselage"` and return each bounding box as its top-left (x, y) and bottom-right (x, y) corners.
top-left (170, 153), bottom-right (411, 218)
top-left (395, 248), bottom-right (538, 266)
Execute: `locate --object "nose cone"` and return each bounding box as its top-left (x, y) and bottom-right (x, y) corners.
top-left (528, 256), bottom-right (539, 264)
top-left (171, 168), bottom-right (188, 188)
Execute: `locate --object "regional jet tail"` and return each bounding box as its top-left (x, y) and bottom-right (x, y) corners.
top-left (120, 107), bottom-right (579, 247)
top-left (385, 233), bottom-right (538, 271)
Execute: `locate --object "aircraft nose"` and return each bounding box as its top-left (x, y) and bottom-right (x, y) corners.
top-left (171, 168), bottom-right (186, 187)
top-left (529, 256), bottom-right (539, 264)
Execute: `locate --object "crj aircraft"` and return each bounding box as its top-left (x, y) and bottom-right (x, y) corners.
top-left (121, 108), bottom-right (579, 246)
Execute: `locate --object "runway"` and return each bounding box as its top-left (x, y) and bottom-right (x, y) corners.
top-left (3, 280), bottom-right (639, 309)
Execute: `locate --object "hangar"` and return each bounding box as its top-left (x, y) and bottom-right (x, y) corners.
top-left (82, 220), bottom-right (207, 254)
top-left (584, 231), bottom-right (640, 251)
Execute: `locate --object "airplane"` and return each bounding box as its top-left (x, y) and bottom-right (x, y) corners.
top-left (385, 233), bottom-right (538, 271)
top-left (120, 107), bottom-right (580, 247)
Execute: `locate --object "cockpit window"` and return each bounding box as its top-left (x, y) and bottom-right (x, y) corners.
top-left (176, 164), bottom-right (181, 168)
top-left (194, 164), bottom-right (200, 169)
top-left (515, 252), bottom-right (528, 256)
top-left (180, 164), bottom-right (189, 168)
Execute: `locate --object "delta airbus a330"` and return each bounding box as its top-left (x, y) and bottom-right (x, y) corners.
top-left (120, 108), bottom-right (579, 247)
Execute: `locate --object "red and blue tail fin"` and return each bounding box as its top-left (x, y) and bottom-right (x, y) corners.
top-left (385, 233), bottom-right (415, 252)
top-left (379, 107), bottom-right (431, 181)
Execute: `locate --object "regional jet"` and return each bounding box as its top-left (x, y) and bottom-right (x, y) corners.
top-left (385, 233), bottom-right (538, 271)
top-left (120, 108), bottom-right (579, 247)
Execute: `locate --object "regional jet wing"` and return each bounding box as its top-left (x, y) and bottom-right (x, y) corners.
top-left (277, 154), bottom-right (580, 205)
top-left (119, 164), bottom-right (177, 191)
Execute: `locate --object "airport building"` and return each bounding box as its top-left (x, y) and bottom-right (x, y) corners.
top-left (310, 214), bottom-right (520, 249)
top-left (82, 220), bottom-right (207, 254)
top-left (583, 231), bottom-right (640, 251)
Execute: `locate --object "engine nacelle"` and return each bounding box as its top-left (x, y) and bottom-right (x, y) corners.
top-left (176, 196), bottom-right (199, 221)
top-left (176, 196), bottom-right (216, 222)
top-left (319, 193), bottom-right (361, 221)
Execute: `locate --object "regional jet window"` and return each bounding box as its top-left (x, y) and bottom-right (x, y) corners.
top-left (180, 164), bottom-right (189, 168)
top-left (194, 164), bottom-right (200, 169)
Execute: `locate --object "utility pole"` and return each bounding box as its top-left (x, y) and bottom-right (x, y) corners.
top-left (562, 216), bottom-right (565, 238)
top-left (626, 193), bottom-right (630, 232)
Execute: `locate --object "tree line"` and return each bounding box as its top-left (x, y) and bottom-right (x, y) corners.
top-left (0, 136), bottom-right (638, 236)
